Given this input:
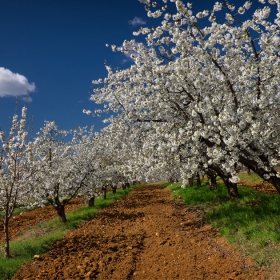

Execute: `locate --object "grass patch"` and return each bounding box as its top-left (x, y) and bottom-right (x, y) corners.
top-left (0, 230), bottom-right (65, 279)
top-left (238, 171), bottom-right (264, 183)
top-left (165, 181), bottom-right (280, 274)
top-left (0, 185), bottom-right (137, 279)
top-left (167, 181), bottom-right (229, 208)
top-left (0, 207), bottom-right (30, 218)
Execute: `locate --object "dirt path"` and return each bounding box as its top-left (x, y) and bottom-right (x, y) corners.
top-left (13, 185), bottom-right (268, 280)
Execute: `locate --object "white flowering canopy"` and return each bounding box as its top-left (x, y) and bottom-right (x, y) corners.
top-left (87, 0), bottom-right (280, 193)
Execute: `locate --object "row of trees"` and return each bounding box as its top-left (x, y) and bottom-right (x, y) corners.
top-left (2, 0), bottom-right (280, 259)
top-left (0, 110), bottom-right (135, 258)
top-left (88, 0), bottom-right (280, 197)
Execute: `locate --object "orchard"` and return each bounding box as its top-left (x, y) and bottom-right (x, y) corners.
top-left (0, 0), bottom-right (280, 278)
top-left (89, 0), bottom-right (280, 197)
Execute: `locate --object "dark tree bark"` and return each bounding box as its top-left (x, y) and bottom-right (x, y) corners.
top-left (201, 136), bottom-right (280, 194)
top-left (207, 169), bottom-right (217, 190)
top-left (196, 174), bottom-right (201, 187)
top-left (47, 184), bottom-right (68, 223)
top-left (188, 176), bottom-right (194, 187)
top-left (88, 196), bottom-right (95, 207)
top-left (223, 178), bottom-right (240, 199)
top-left (112, 186), bottom-right (117, 194)
top-left (54, 204), bottom-right (67, 223)
top-left (210, 165), bottom-right (240, 199)
top-left (3, 192), bottom-right (18, 258)
top-left (102, 187), bottom-right (107, 200)
top-left (208, 176), bottom-right (217, 190)
top-left (4, 217), bottom-right (10, 258)
top-left (239, 155), bottom-right (280, 194)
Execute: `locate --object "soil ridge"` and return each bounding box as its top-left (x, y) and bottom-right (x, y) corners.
top-left (13, 184), bottom-right (267, 279)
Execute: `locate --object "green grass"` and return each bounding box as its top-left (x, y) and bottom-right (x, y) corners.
top-left (0, 207), bottom-right (30, 218)
top-left (166, 180), bottom-right (280, 274)
top-left (167, 181), bottom-right (230, 208)
top-left (0, 185), bottom-right (137, 280)
top-left (0, 230), bottom-right (65, 279)
top-left (238, 171), bottom-right (265, 183)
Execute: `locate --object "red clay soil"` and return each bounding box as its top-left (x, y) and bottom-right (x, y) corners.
top-left (12, 184), bottom-right (268, 280)
top-left (238, 181), bottom-right (278, 195)
top-left (0, 198), bottom-right (85, 243)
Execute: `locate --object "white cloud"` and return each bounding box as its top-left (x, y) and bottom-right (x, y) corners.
top-left (121, 58), bottom-right (130, 64)
top-left (129, 16), bottom-right (146, 27)
top-left (0, 67), bottom-right (36, 98)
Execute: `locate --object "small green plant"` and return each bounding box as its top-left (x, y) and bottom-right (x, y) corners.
top-left (35, 221), bottom-right (48, 229)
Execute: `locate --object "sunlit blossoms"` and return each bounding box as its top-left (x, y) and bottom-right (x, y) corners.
top-left (2, 0), bottom-right (280, 259)
top-left (0, 106), bottom-right (33, 258)
top-left (87, 0), bottom-right (280, 198)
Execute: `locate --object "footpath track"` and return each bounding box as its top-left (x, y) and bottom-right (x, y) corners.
top-left (13, 184), bottom-right (267, 280)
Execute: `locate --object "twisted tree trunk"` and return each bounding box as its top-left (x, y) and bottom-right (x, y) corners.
top-left (55, 204), bottom-right (67, 223)
top-left (239, 155), bottom-right (280, 194)
top-left (207, 169), bottom-right (217, 191)
top-left (210, 165), bottom-right (240, 199)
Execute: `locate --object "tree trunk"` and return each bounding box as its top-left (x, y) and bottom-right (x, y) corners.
top-left (103, 187), bottom-right (107, 200)
top-left (224, 178), bottom-right (240, 199)
top-left (207, 170), bottom-right (217, 190)
top-left (88, 196), bottom-right (95, 207)
top-left (208, 175), bottom-right (217, 190)
top-left (55, 204), bottom-right (67, 223)
top-left (267, 176), bottom-right (280, 194)
top-left (196, 175), bottom-right (201, 187)
top-left (239, 155), bottom-right (280, 194)
top-left (112, 187), bottom-right (117, 194)
top-left (188, 177), bottom-right (194, 187)
top-left (209, 165), bottom-right (240, 199)
top-left (4, 217), bottom-right (10, 258)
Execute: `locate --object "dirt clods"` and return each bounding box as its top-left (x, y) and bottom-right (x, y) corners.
top-left (13, 185), bottom-right (268, 279)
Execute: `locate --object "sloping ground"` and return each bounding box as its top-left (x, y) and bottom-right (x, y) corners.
top-left (238, 181), bottom-right (278, 195)
top-left (13, 185), bottom-right (268, 280)
top-left (0, 198), bottom-right (85, 243)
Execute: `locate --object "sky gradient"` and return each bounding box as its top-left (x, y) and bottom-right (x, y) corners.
top-left (0, 0), bottom-right (263, 136)
top-left (0, 0), bottom-right (152, 134)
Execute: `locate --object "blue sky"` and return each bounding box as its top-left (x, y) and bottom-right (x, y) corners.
top-left (0, 0), bottom-right (265, 136)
